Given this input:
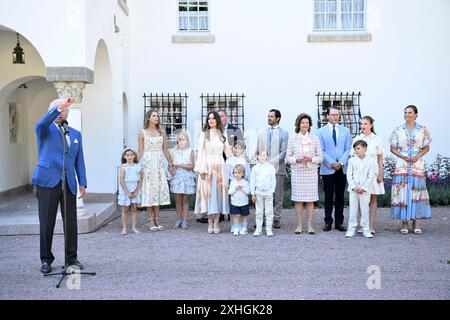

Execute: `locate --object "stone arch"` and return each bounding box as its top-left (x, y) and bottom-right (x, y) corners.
top-left (0, 26), bottom-right (57, 193)
top-left (82, 39), bottom-right (119, 194)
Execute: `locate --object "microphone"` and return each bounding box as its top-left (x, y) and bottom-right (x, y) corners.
top-left (61, 120), bottom-right (70, 136)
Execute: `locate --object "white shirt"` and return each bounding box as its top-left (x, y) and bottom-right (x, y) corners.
top-left (53, 122), bottom-right (71, 147)
top-left (226, 156), bottom-right (251, 183)
top-left (347, 155), bottom-right (377, 193)
top-left (228, 179), bottom-right (250, 207)
top-left (250, 162), bottom-right (276, 196)
top-left (328, 122), bottom-right (339, 144)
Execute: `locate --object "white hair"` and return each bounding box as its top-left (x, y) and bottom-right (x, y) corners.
top-left (48, 98), bottom-right (65, 111)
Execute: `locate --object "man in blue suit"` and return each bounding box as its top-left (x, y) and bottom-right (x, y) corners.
top-left (32, 97), bottom-right (87, 274)
top-left (317, 106), bottom-right (352, 232)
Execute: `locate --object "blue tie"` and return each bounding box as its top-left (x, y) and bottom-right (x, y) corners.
top-left (332, 125), bottom-right (337, 145)
top-left (268, 128), bottom-right (273, 156)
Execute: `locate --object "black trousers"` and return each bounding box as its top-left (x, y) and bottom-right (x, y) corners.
top-left (322, 169), bottom-right (347, 226)
top-left (37, 181), bottom-right (77, 264)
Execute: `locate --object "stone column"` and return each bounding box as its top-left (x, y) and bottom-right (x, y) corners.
top-left (53, 81), bottom-right (87, 216)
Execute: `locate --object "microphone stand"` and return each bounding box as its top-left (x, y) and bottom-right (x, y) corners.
top-left (44, 124), bottom-right (96, 288)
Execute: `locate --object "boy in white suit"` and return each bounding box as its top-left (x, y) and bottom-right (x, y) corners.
top-left (346, 140), bottom-right (377, 238)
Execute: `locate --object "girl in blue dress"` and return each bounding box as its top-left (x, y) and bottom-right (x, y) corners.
top-left (118, 147), bottom-right (143, 235)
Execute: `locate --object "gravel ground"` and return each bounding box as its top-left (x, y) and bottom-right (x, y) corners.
top-left (0, 207), bottom-right (449, 300)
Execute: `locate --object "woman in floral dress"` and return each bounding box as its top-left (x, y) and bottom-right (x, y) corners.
top-left (137, 109), bottom-right (174, 231)
top-left (389, 105), bottom-right (432, 234)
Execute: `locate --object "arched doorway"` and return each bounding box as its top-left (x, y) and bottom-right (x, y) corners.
top-left (82, 39), bottom-right (120, 195)
top-left (0, 27), bottom-right (57, 194)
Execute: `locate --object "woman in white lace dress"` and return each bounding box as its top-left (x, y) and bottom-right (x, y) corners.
top-left (137, 109), bottom-right (174, 231)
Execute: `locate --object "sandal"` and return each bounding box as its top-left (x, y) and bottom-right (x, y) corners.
top-left (121, 229), bottom-right (127, 235)
top-left (173, 220), bottom-right (182, 228)
top-left (413, 221), bottom-right (422, 234)
top-left (400, 222), bottom-right (409, 234)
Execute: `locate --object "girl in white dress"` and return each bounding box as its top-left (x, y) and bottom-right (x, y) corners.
top-left (351, 116), bottom-right (385, 234)
top-left (170, 131), bottom-right (196, 229)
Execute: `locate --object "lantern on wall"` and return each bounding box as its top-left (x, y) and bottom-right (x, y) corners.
top-left (12, 33), bottom-right (25, 64)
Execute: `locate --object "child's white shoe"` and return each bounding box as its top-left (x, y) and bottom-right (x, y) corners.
top-left (363, 230), bottom-right (374, 238)
top-left (233, 228), bottom-right (239, 236)
top-left (266, 228), bottom-right (274, 237)
top-left (345, 229), bottom-right (356, 238)
top-left (253, 229), bottom-right (262, 237)
top-left (239, 227), bottom-right (248, 235)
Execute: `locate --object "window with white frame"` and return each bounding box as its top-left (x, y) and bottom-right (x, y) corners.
top-left (178, 1), bottom-right (209, 32)
top-left (314, 0), bottom-right (365, 31)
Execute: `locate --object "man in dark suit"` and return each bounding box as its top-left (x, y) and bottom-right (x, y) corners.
top-left (218, 110), bottom-right (244, 149)
top-left (32, 97), bottom-right (87, 274)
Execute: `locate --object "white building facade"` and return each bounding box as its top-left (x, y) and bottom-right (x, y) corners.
top-left (1, 0), bottom-right (449, 198)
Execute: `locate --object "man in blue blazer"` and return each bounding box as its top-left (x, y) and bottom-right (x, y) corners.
top-left (317, 106), bottom-right (352, 232)
top-left (32, 97), bottom-right (87, 274)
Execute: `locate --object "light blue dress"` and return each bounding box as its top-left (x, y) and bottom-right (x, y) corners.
top-left (170, 148), bottom-right (196, 195)
top-left (118, 163), bottom-right (142, 206)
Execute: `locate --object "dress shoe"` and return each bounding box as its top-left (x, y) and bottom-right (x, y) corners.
top-left (40, 262), bottom-right (52, 274)
top-left (323, 223), bottom-right (332, 232)
top-left (273, 220), bottom-right (281, 229)
top-left (68, 259), bottom-right (84, 270)
top-left (335, 224), bottom-right (347, 232)
top-left (196, 217), bottom-right (208, 224)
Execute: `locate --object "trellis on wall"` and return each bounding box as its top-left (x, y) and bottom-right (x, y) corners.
top-left (200, 93), bottom-right (245, 131)
top-left (316, 91), bottom-right (362, 137)
top-left (143, 93), bottom-right (188, 147)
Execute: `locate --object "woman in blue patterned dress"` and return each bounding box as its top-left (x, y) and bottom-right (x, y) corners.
top-left (389, 105), bottom-right (432, 234)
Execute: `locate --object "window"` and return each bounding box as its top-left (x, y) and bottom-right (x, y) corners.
top-left (178, 1), bottom-right (209, 31)
top-left (314, 0), bottom-right (365, 31)
top-left (143, 93), bottom-right (188, 147)
top-left (316, 92), bottom-right (361, 137)
top-left (201, 94), bottom-right (245, 131)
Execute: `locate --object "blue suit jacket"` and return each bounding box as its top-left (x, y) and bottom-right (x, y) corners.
top-left (317, 124), bottom-right (352, 175)
top-left (31, 107), bottom-right (87, 195)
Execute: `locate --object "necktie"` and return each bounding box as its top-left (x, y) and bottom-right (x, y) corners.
top-left (332, 125), bottom-right (337, 146)
top-left (58, 125), bottom-right (69, 149)
top-left (268, 128), bottom-right (273, 156)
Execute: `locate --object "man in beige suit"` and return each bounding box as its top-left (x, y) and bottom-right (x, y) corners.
top-left (256, 109), bottom-right (289, 228)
